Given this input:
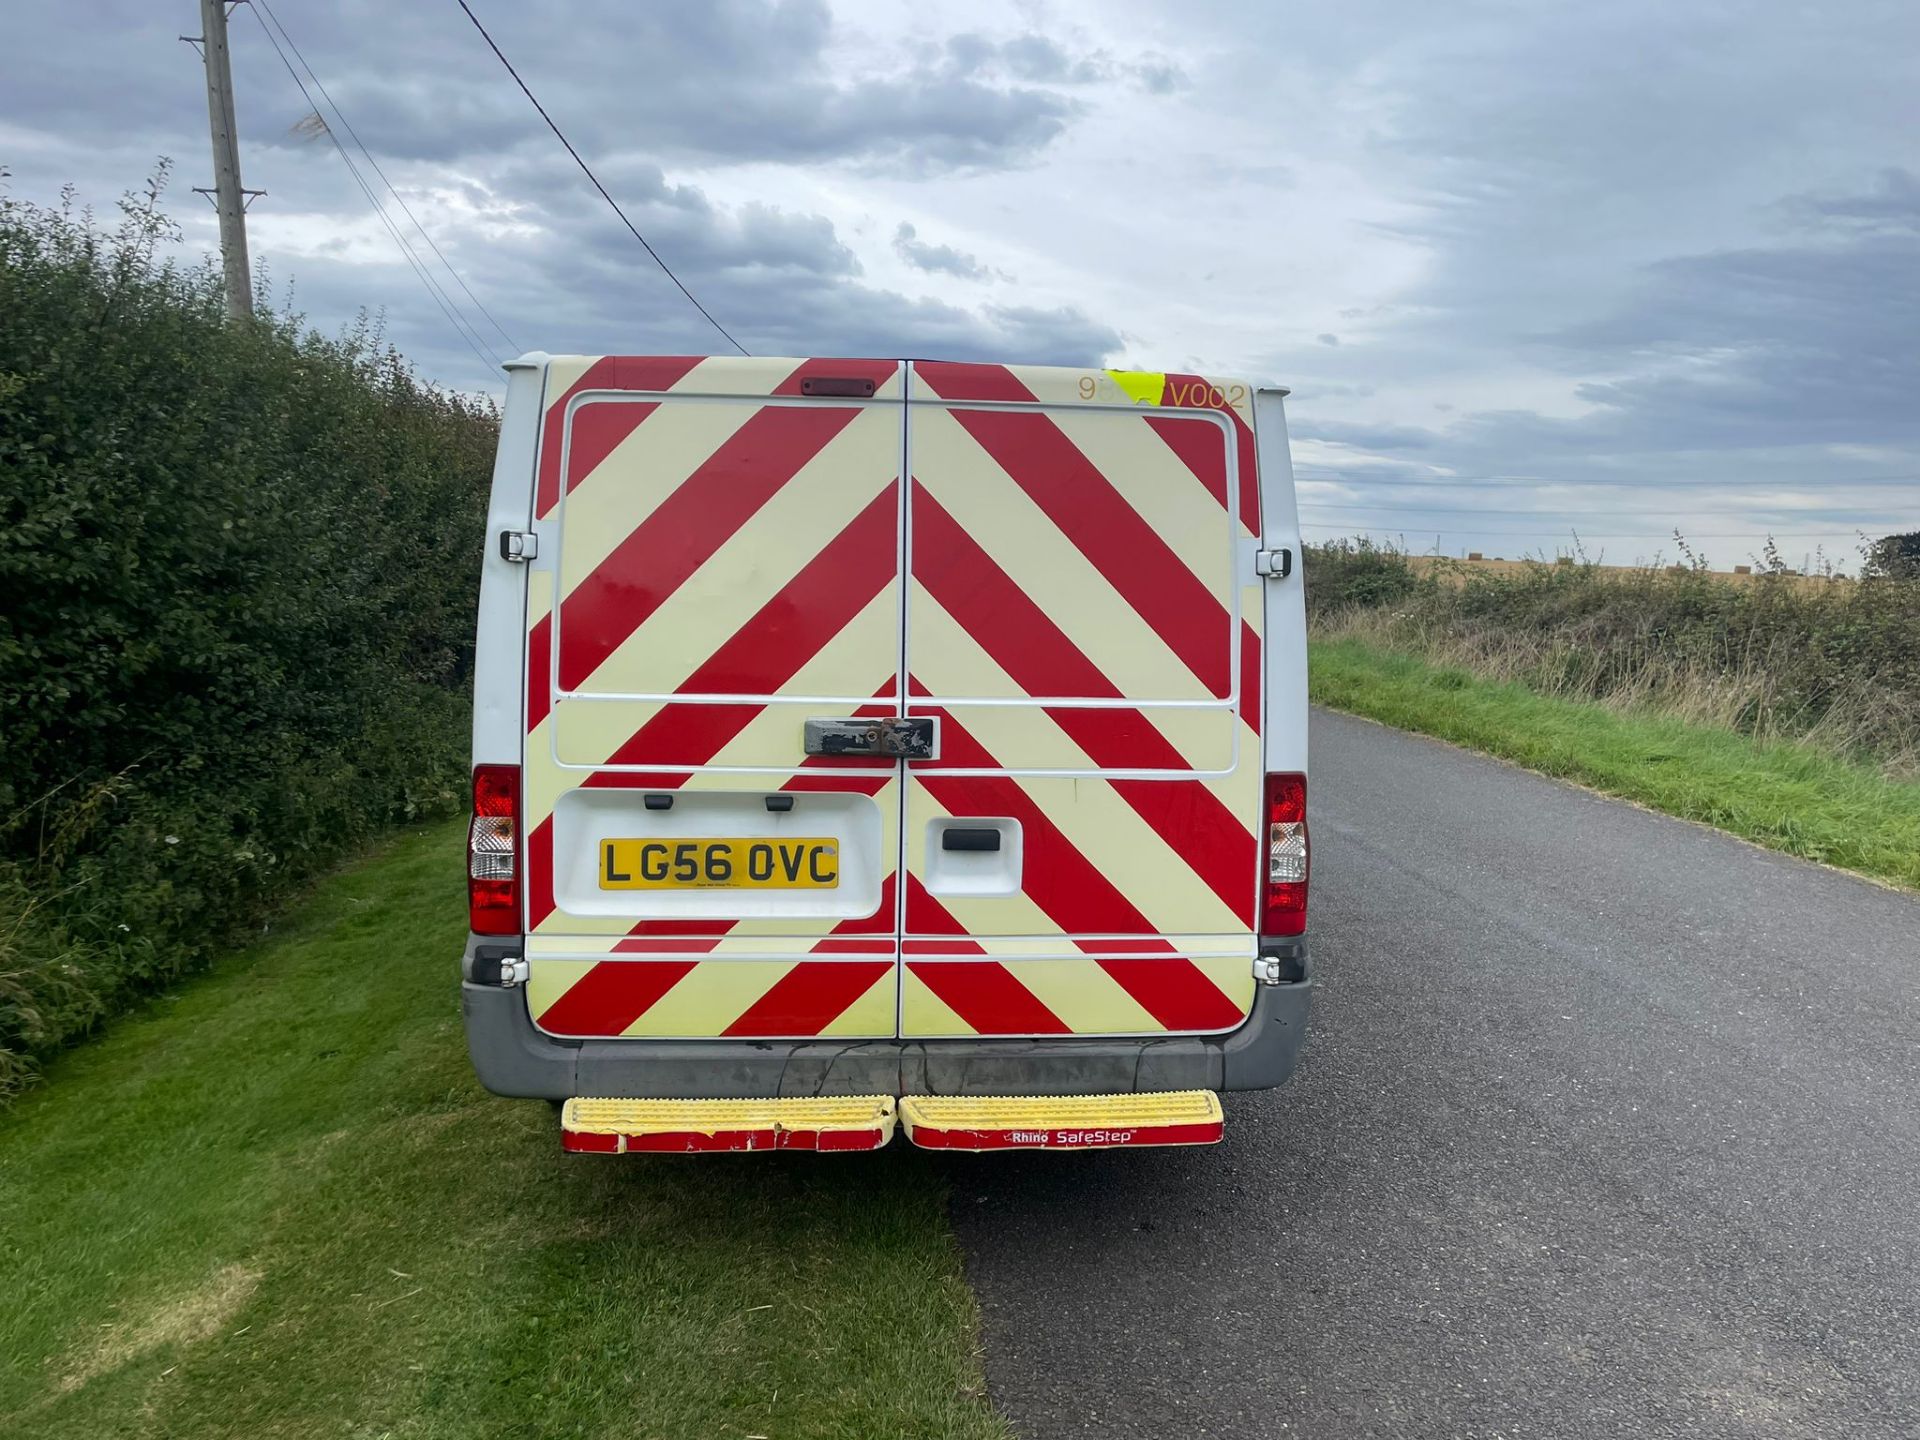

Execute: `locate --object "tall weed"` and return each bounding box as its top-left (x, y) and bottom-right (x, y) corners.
top-left (1304, 540), bottom-right (1920, 776)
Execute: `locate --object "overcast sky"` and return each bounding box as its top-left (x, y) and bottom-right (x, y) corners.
top-left (5, 0), bottom-right (1918, 568)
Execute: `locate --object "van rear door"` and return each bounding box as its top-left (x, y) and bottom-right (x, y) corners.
top-left (521, 357), bottom-right (906, 1043)
top-left (898, 362), bottom-right (1262, 1039)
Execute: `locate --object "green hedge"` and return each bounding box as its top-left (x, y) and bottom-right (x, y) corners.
top-left (0, 172), bottom-right (497, 1099)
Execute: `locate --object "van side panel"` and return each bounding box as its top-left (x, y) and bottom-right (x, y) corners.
top-left (898, 362), bottom-right (1264, 1039)
top-left (471, 360), bottom-right (546, 772)
top-left (520, 357), bottom-right (907, 1041)
top-left (1254, 387), bottom-right (1307, 784)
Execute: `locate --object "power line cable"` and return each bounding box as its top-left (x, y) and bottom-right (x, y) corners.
top-left (452, 0), bottom-right (749, 356)
top-left (254, 0), bottom-right (519, 354)
top-left (248, 7), bottom-right (503, 372)
top-left (250, 8), bottom-right (498, 368)
top-left (1300, 500), bottom-right (1919, 520)
top-left (1298, 520), bottom-right (1871, 540)
top-left (1292, 469), bottom-right (1920, 490)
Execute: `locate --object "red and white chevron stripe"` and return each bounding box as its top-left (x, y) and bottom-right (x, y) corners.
top-left (520, 356), bottom-right (1263, 1041)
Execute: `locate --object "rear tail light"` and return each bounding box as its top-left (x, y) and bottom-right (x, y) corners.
top-left (1261, 772), bottom-right (1308, 937)
top-left (468, 763), bottom-right (521, 934)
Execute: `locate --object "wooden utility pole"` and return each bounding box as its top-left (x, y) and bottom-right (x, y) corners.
top-left (196, 0), bottom-right (253, 318)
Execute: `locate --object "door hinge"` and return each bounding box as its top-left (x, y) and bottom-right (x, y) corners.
top-left (472, 949), bottom-right (530, 987)
top-left (1254, 547), bottom-right (1292, 579)
top-left (1253, 943), bottom-right (1307, 985)
top-left (499, 529), bottom-right (538, 563)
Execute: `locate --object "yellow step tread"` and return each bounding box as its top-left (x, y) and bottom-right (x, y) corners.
top-left (899, 1090), bottom-right (1222, 1127)
top-left (563, 1095), bottom-right (895, 1135)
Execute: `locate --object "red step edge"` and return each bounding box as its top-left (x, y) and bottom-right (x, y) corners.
top-left (562, 1125), bottom-right (889, 1155)
top-left (902, 1119), bottom-right (1224, 1152)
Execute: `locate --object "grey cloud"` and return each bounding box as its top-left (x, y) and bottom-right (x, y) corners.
top-left (938, 30), bottom-right (1183, 92)
top-left (2, 144), bottom-right (1112, 402)
top-left (238, 156), bottom-right (1115, 392)
top-left (1290, 381), bottom-right (1380, 400)
top-left (499, 199), bottom-right (1116, 367)
top-left (5, 0), bottom-right (1085, 178)
top-left (1540, 219), bottom-right (1920, 449)
top-left (1299, 421), bottom-right (1439, 452)
top-left (0, 5), bottom-right (202, 140)
top-left (893, 222), bottom-right (996, 281)
top-left (1235, 1), bottom-right (1920, 563)
top-left (697, 203), bottom-right (859, 279)
top-left (965, 305), bottom-right (1122, 364)
top-left (940, 33), bottom-right (999, 79)
top-left (1780, 167), bottom-right (1920, 235)
top-left (328, 70), bottom-right (1075, 179)
top-left (998, 35), bottom-right (1106, 86)
top-left (0, 0), bottom-right (1125, 401)
top-left (331, 2), bottom-right (1087, 176)
top-left (488, 153), bottom-right (860, 278)
top-left (1131, 58), bottom-right (1186, 95)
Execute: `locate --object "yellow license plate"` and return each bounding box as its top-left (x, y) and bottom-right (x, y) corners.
top-left (598, 837), bottom-right (839, 890)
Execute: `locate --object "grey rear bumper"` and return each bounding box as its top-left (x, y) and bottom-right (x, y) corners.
top-left (461, 945), bottom-right (1310, 1101)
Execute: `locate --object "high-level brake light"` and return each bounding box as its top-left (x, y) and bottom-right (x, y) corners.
top-left (1261, 772), bottom-right (1308, 937)
top-left (468, 764), bottom-right (521, 934)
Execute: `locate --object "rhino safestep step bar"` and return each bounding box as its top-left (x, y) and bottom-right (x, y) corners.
top-left (558, 1090), bottom-right (1225, 1154)
top-left (899, 1090), bottom-right (1223, 1151)
top-left (560, 1095), bottom-right (897, 1153)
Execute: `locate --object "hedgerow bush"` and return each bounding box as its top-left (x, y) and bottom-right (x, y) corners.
top-left (0, 170), bottom-right (496, 1099)
top-left (1298, 535), bottom-right (1424, 611)
top-left (1304, 539), bottom-right (1920, 773)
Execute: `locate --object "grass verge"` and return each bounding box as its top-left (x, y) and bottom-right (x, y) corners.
top-left (1311, 637), bottom-right (1920, 891)
top-left (0, 821), bottom-right (1008, 1440)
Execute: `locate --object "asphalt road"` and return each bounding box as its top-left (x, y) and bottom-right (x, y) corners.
top-left (947, 708), bottom-right (1920, 1439)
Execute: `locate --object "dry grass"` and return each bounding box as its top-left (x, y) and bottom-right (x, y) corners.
top-left (1309, 637), bottom-right (1920, 891)
top-left (1313, 605), bottom-right (1919, 779)
top-left (55, 1265), bottom-right (259, 1396)
top-left (1302, 539), bottom-right (1920, 780)
top-left (1404, 554), bottom-right (1850, 594)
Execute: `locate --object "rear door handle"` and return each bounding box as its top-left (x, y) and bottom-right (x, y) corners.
top-left (803, 716), bottom-right (938, 759)
top-left (940, 828), bottom-right (1002, 852)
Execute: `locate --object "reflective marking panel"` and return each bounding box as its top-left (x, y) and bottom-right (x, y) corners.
top-left (899, 362), bottom-right (1264, 1041)
top-left (525, 357), bottom-right (906, 1010)
top-left (522, 356), bottom-right (1266, 1044)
